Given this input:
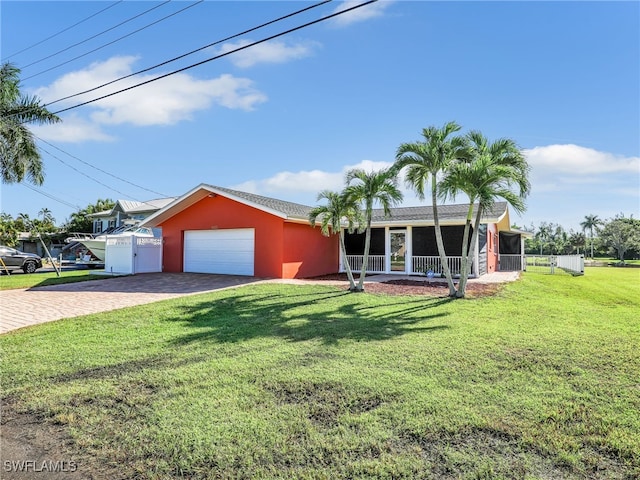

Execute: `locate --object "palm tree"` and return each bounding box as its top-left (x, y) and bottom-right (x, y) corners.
top-left (308, 190), bottom-right (362, 291)
top-left (1, 62), bottom-right (60, 185)
top-left (344, 168), bottom-right (403, 292)
top-left (439, 131), bottom-right (530, 298)
top-left (394, 121), bottom-right (468, 296)
top-left (38, 207), bottom-right (55, 226)
top-left (580, 214), bottom-right (602, 259)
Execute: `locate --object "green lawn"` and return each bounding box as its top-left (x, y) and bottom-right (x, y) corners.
top-left (0, 269), bottom-right (111, 290)
top-left (1, 268), bottom-right (639, 479)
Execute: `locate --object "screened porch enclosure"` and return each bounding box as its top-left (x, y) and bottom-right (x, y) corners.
top-left (342, 226), bottom-right (474, 276)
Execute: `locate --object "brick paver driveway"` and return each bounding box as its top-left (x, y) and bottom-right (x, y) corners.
top-left (0, 273), bottom-right (262, 334)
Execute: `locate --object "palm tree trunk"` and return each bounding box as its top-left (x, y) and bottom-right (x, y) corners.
top-left (457, 203), bottom-right (474, 295)
top-left (457, 208), bottom-right (483, 298)
top-left (357, 218), bottom-right (372, 292)
top-left (590, 227), bottom-right (594, 259)
top-left (432, 174), bottom-right (456, 296)
top-left (339, 229), bottom-right (357, 290)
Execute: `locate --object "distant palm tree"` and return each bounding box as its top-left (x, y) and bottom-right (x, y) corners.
top-left (580, 214), bottom-right (602, 259)
top-left (344, 168), bottom-right (403, 292)
top-left (309, 190), bottom-right (362, 291)
top-left (38, 207), bottom-right (55, 226)
top-left (439, 131), bottom-right (530, 298)
top-left (394, 121), bottom-right (468, 296)
top-left (1, 62), bottom-right (60, 185)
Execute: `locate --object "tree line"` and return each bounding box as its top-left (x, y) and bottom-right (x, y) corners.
top-left (524, 215), bottom-right (640, 262)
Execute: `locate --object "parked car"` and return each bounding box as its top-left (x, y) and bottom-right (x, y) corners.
top-left (0, 246), bottom-right (43, 274)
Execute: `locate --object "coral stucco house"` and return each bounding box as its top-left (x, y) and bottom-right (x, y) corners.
top-left (141, 184), bottom-right (338, 279)
top-left (142, 184), bottom-right (529, 279)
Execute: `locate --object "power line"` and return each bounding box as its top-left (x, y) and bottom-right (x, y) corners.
top-left (2, 1), bottom-right (124, 62)
top-left (50, 0), bottom-right (378, 116)
top-left (21, 1), bottom-right (171, 70)
top-left (39, 145), bottom-right (157, 205)
top-left (45, 0), bottom-right (332, 107)
top-left (36, 136), bottom-right (170, 198)
top-left (24, 1), bottom-right (204, 82)
top-left (20, 183), bottom-right (82, 210)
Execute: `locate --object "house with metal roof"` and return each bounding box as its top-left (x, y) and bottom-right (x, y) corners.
top-left (89, 197), bottom-right (177, 233)
top-left (141, 184), bottom-right (529, 279)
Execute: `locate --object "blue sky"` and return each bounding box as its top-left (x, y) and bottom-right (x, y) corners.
top-left (1, 0), bottom-right (638, 232)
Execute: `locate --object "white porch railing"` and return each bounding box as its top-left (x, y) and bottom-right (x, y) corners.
top-left (498, 254), bottom-right (524, 271)
top-left (344, 255), bottom-right (385, 273)
top-left (412, 256), bottom-right (464, 276)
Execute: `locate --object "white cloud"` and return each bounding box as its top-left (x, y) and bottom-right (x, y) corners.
top-left (32, 114), bottom-right (114, 143)
top-left (523, 144), bottom-right (639, 175)
top-left (232, 159), bottom-right (393, 196)
top-left (33, 56), bottom-right (267, 140)
top-left (330, 0), bottom-right (393, 27)
top-left (231, 159), bottom-right (430, 207)
top-left (216, 39), bottom-right (320, 68)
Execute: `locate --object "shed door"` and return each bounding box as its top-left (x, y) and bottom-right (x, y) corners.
top-left (184, 229), bottom-right (255, 276)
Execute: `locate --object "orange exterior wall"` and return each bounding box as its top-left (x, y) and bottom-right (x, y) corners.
top-left (282, 222), bottom-right (339, 278)
top-left (486, 223), bottom-right (499, 272)
top-left (158, 195), bottom-right (338, 278)
top-left (158, 195), bottom-right (284, 277)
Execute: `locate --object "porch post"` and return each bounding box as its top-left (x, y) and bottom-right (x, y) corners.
top-left (384, 226), bottom-right (390, 273)
top-left (406, 226), bottom-right (413, 274)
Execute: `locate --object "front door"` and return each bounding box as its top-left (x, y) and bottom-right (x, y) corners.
top-left (390, 230), bottom-right (407, 272)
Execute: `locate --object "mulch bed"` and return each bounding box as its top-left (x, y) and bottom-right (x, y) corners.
top-left (306, 274), bottom-right (502, 298)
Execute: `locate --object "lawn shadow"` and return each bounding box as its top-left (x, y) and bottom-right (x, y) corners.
top-left (169, 286), bottom-right (452, 345)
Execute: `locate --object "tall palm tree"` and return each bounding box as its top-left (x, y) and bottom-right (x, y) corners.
top-left (439, 131), bottom-right (530, 298)
top-left (38, 207), bottom-right (55, 226)
top-left (308, 190), bottom-right (362, 291)
top-left (1, 62), bottom-right (60, 185)
top-left (580, 214), bottom-right (602, 259)
top-left (344, 168), bottom-right (403, 292)
top-left (393, 121), bottom-right (468, 296)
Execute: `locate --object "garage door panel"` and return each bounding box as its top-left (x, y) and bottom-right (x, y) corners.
top-left (184, 229), bottom-right (254, 276)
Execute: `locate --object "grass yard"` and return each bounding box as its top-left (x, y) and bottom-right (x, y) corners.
top-left (0, 269), bottom-right (111, 290)
top-left (1, 268), bottom-right (639, 479)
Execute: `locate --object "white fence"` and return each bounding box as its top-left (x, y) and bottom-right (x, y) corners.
top-left (105, 236), bottom-right (162, 275)
top-left (524, 255), bottom-right (584, 275)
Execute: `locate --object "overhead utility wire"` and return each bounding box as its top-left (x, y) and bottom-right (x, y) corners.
top-left (45, 0), bottom-right (332, 107)
top-left (20, 183), bottom-right (82, 210)
top-left (21, 0), bottom-right (171, 70)
top-left (24, 1), bottom-right (204, 81)
top-left (50, 0), bottom-right (378, 116)
top-left (36, 136), bottom-right (170, 198)
top-left (2, 1), bottom-right (123, 62)
top-left (40, 146), bottom-right (157, 205)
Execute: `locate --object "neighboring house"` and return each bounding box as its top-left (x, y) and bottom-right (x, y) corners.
top-left (90, 197), bottom-right (176, 233)
top-left (142, 184), bottom-right (530, 279)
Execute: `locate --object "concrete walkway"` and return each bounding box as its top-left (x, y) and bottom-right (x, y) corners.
top-left (0, 271), bottom-right (520, 334)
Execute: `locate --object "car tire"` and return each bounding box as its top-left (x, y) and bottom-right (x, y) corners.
top-left (23, 261), bottom-right (37, 274)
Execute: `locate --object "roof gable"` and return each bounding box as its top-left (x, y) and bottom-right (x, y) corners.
top-left (141, 184), bottom-right (313, 227)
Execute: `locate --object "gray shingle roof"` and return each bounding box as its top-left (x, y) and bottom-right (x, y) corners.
top-left (211, 185), bottom-right (507, 225)
top-left (209, 185), bottom-right (313, 220)
top-left (371, 202), bottom-right (508, 223)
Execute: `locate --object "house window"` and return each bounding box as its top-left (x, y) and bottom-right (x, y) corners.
top-left (108, 220), bottom-right (116, 229)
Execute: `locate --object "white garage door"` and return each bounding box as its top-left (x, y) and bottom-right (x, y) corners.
top-left (184, 229), bottom-right (255, 276)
